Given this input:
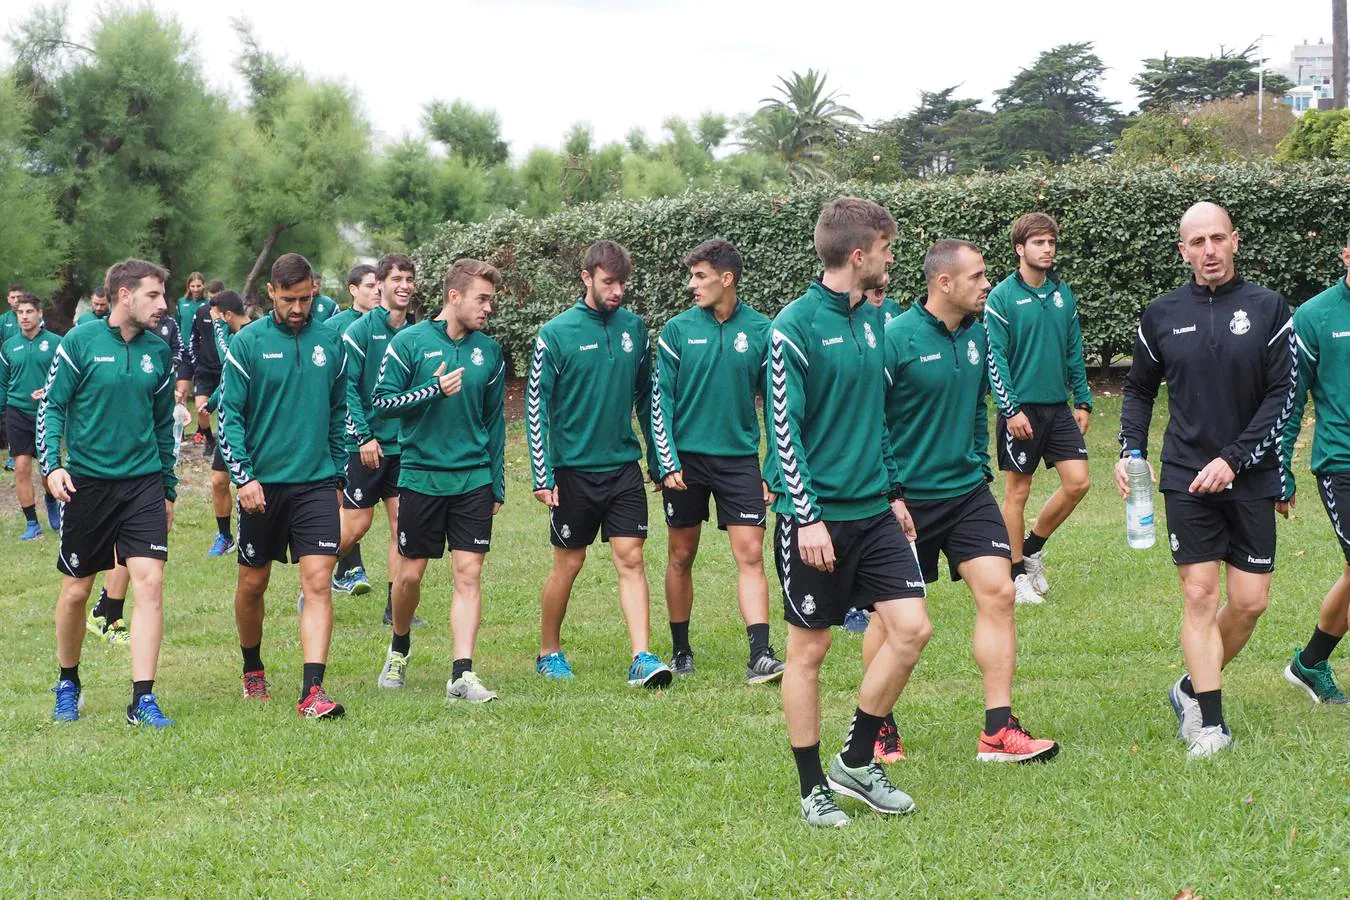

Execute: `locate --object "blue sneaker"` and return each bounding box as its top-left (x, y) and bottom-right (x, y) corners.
top-left (842, 608), bottom-right (870, 634)
top-left (348, 566), bottom-right (372, 596)
top-left (3, 457), bottom-right (13, 472)
top-left (52, 679), bottom-right (83, 721)
top-left (208, 533), bottom-right (236, 558)
top-left (536, 651), bottom-right (575, 680)
top-left (21, 521), bottom-right (43, 541)
top-left (331, 570), bottom-right (356, 594)
top-left (45, 498), bottom-right (62, 531)
top-left (627, 651), bottom-right (673, 689)
top-left (127, 693), bottom-right (174, 728)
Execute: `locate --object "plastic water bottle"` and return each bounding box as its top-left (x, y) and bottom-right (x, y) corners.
top-left (1124, 450), bottom-right (1155, 549)
top-left (172, 403), bottom-right (191, 461)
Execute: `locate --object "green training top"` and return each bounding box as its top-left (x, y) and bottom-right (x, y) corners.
top-left (0, 310), bottom-right (17, 344)
top-left (205, 318), bottom-right (238, 413)
top-left (985, 272), bottom-right (1092, 415)
top-left (884, 300), bottom-right (991, 501)
top-left (652, 300), bottom-right (771, 476)
top-left (76, 310), bottom-right (108, 327)
top-left (325, 306), bottom-right (363, 334)
top-left (342, 305), bottom-right (409, 454)
top-left (0, 324), bottom-right (58, 418)
top-left (373, 318), bottom-right (506, 501)
top-left (1281, 275), bottom-right (1350, 495)
top-left (311, 294), bottom-right (338, 323)
top-left (875, 297), bottom-right (903, 325)
top-left (526, 299), bottom-right (656, 490)
top-left (176, 296), bottom-right (205, 338)
top-left (765, 280), bottom-right (897, 523)
top-left (37, 319), bottom-right (178, 500)
top-left (217, 314), bottom-right (348, 487)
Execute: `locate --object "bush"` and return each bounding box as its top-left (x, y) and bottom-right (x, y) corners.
top-left (415, 161), bottom-right (1350, 374)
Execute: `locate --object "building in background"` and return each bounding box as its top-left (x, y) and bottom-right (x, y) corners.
top-left (1276, 39), bottom-right (1344, 115)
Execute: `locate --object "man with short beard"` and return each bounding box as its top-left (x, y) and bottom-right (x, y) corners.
top-left (40, 259), bottom-right (179, 727)
top-left (863, 271), bottom-right (903, 325)
top-left (176, 272), bottom-right (209, 447)
top-left (76, 287), bottom-right (110, 326)
top-left (326, 264), bottom-right (379, 335)
top-left (0, 293), bottom-right (62, 539)
top-left (1, 283), bottom-right (22, 472)
top-left (200, 291), bottom-right (251, 558)
top-left (310, 274), bottom-right (339, 323)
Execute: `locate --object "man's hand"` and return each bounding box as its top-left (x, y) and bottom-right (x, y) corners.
top-left (533, 487), bottom-right (559, 507)
top-left (1189, 457), bottom-right (1235, 495)
top-left (359, 438), bottom-right (382, 470)
top-left (46, 468), bottom-right (76, 502)
top-left (1007, 410), bottom-right (1034, 440)
top-left (797, 521), bottom-right (835, 572)
top-left (165, 500), bottom-right (175, 532)
top-left (762, 481), bottom-right (776, 506)
top-left (1114, 456), bottom-right (1156, 498)
top-left (435, 362), bottom-right (464, 397)
top-left (30, 387), bottom-right (44, 401)
top-left (663, 471), bottom-right (686, 491)
top-left (195, 396), bottom-right (209, 415)
top-left (238, 479), bottom-right (266, 513)
top-left (1277, 495), bottom-right (1296, 519)
top-left (1073, 407), bottom-right (1091, 435)
top-left (175, 380), bottom-right (190, 405)
top-left (492, 501), bottom-right (503, 516)
top-left (889, 499), bottom-right (916, 542)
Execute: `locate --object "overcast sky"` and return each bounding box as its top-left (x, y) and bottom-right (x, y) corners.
top-left (2, 0), bottom-right (1333, 155)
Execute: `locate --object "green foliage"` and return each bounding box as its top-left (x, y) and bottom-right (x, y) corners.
top-left (1134, 43), bottom-right (1293, 112)
top-left (0, 74), bottom-right (61, 296)
top-left (748, 69), bottom-right (859, 181)
top-left (834, 88), bottom-right (994, 182)
top-left (416, 161), bottom-right (1350, 374)
top-left (422, 99), bottom-right (509, 166)
top-left (1118, 97), bottom-right (1296, 163)
top-left (987, 43), bottom-right (1122, 167)
top-left (1276, 108), bottom-right (1350, 161)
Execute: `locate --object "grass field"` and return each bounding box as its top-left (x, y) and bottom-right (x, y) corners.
top-left (2, 392), bottom-right (1349, 897)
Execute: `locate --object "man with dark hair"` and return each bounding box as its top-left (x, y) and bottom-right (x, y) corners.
top-left (40, 258), bottom-right (178, 728)
top-left (0, 293), bottom-right (61, 539)
top-left (330, 253), bottom-right (413, 621)
top-left (527, 239), bottom-right (671, 688)
top-left (76, 287), bottom-right (110, 326)
top-left (1, 283), bottom-right (21, 471)
top-left (189, 285), bottom-right (232, 461)
top-left (1118, 202), bottom-right (1297, 759)
top-left (175, 272), bottom-right (208, 447)
top-left (1277, 231), bottom-right (1350, 705)
top-left (768, 197), bottom-right (926, 826)
top-left (986, 212), bottom-right (1092, 606)
top-left (863, 271), bottom-right (903, 325)
top-left (218, 252), bottom-right (350, 719)
top-left (310, 273), bottom-right (339, 323)
top-left (206, 279), bottom-right (225, 299)
top-left (326, 264), bottom-right (379, 335)
top-left (867, 239), bottom-right (1058, 766)
top-left (200, 291), bottom-right (250, 557)
top-left (372, 259), bottom-right (506, 699)
top-left (652, 238), bottom-right (784, 684)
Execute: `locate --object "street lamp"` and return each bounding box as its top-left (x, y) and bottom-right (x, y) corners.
top-left (1258, 33), bottom-right (1271, 135)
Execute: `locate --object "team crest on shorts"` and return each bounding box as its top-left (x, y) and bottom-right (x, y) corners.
top-left (312, 345), bottom-right (327, 367)
top-left (39, 340), bottom-right (49, 351)
top-left (620, 332), bottom-right (634, 353)
top-left (863, 322), bottom-right (876, 348)
top-left (967, 340), bottom-right (980, 365)
top-left (1053, 291), bottom-right (1064, 308)
top-left (1017, 451), bottom-right (1028, 466)
top-left (1229, 310), bottom-right (1250, 335)
top-left (399, 531), bottom-right (406, 547)
top-left (801, 594), bottom-right (816, 616)
top-left (471, 347), bottom-right (484, 366)
top-left (560, 523), bottom-right (571, 540)
top-left (734, 331), bottom-right (748, 353)
top-left (69, 553), bottom-right (80, 570)
top-left (352, 488), bottom-right (363, 503)
top-left (666, 502), bottom-right (674, 517)
top-left (140, 354), bottom-right (153, 374)
top-left (245, 543), bottom-right (255, 558)
top-left (1170, 533), bottom-right (1180, 552)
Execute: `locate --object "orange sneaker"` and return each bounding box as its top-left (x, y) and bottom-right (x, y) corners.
top-left (874, 718), bottom-right (906, 764)
top-left (976, 714), bottom-right (1058, 763)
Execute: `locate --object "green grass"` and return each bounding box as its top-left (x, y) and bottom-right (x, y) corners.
top-left (3, 394), bottom-right (1349, 897)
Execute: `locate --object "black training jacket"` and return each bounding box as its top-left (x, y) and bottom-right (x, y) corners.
top-left (190, 303), bottom-right (221, 379)
top-left (1119, 275), bottom-right (1297, 500)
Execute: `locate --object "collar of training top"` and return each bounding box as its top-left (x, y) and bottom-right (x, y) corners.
top-left (573, 296), bottom-right (620, 320)
top-left (917, 295), bottom-right (977, 333)
top-left (697, 299), bottom-right (743, 324)
top-left (1185, 273), bottom-right (1245, 300)
top-left (809, 276), bottom-right (856, 311)
top-left (1013, 269), bottom-right (1060, 295)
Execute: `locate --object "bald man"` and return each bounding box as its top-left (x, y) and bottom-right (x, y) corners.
top-left (1117, 202), bottom-right (1296, 760)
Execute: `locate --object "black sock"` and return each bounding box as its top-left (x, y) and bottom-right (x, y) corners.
top-left (1011, 559), bottom-right (1026, 578)
top-left (452, 658), bottom-right (472, 680)
top-left (747, 623), bottom-right (770, 660)
top-left (241, 643), bottom-right (263, 673)
top-left (390, 630), bottom-right (411, 656)
top-left (840, 707), bottom-right (886, 768)
top-left (338, 544), bottom-right (364, 575)
top-left (300, 663), bottom-right (325, 701)
top-left (883, 711), bottom-right (896, 731)
top-left (103, 596), bottom-right (126, 626)
top-left (59, 665), bottom-right (80, 688)
top-left (202, 427), bottom-right (213, 441)
top-left (131, 680), bottom-right (154, 705)
top-left (384, 583), bottom-right (393, 619)
top-left (984, 705), bottom-right (1012, 735)
top-left (1195, 689), bottom-right (1223, 728)
top-left (1023, 531), bottom-right (1047, 556)
top-left (91, 588), bottom-right (108, 620)
top-left (21, 504), bottom-right (36, 523)
top-left (1179, 674), bottom-right (1196, 698)
top-left (792, 743), bottom-right (826, 798)
top-left (1301, 627), bottom-right (1344, 668)
top-left (670, 620), bottom-right (691, 654)
top-left (216, 516), bottom-right (232, 539)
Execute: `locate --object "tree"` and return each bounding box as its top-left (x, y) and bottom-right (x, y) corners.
top-left (0, 74), bottom-right (61, 297)
top-left (422, 100), bottom-right (509, 166)
top-left (1133, 44), bottom-right (1293, 112)
top-left (748, 69), bottom-right (859, 180)
top-left (1118, 96), bottom-right (1296, 162)
top-left (1276, 107), bottom-right (1350, 160)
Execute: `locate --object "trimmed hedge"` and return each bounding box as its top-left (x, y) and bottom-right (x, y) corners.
top-left (415, 161), bottom-right (1350, 374)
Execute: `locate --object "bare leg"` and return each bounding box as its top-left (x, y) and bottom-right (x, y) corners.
top-left (124, 556), bottom-right (166, 682)
top-left (384, 495), bottom-right (401, 594)
top-left (857, 597), bottom-right (932, 717)
top-left (14, 454), bottom-right (35, 509)
top-left (298, 554), bottom-right (337, 664)
top-left (392, 556), bottom-right (429, 635)
top-left (234, 562), bottom-right (272, 649)
top-left (211, 471), bottom-right (232, 524)
top-left (1029, 458), bottom-right (1091, 540)
top-left (1217, 565), bottom-right (1272, 668)
top-left (450, 550), bottom-right (486, 660)
top-left (610, 536), bottom-right (651, 655)
top-left (539, 548), bottom-right (586, 655)
top-left (1317, 566), bottom-right (1350, 638)
top-left (1178, 562), bottom-right (1223, 692)
top-left (783, 625), bottom-right (832, 746)
top-left (55, 575), bottom-right (97, 668)
top-left (1001, 471), bottom-right (1033, 563)
top-left (338, 506), bottom-right (375, 557)
top-left (958, 556), bottom-right (1016, 710)
top-left (664, 526), bottom-right (699, 625)
top-left (727, 524), bottom-right (770, 627)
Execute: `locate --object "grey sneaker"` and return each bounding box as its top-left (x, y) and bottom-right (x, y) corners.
top-left (377, 649), bottom-right (410, 689)
top-left (446, 671), bottom-right (498, 703)
top-left (1187, 724), bottom-right (1233, 760)
top-left (826, 753), bottom-right (915, 815)
top-left (746, 649), bottom-right (786, 685)
top-left (1013, 574), bottom-right (1044, 606)
top-left (671, 649), bottom-right (695, 676)
top-left (1024, 550), bottom-right (1049, 594)
top-left (800, 784), bottom-right (850, 828)
top-left (1168, 678), bottom-right (1202, 743)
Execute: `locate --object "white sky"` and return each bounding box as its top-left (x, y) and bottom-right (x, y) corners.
top-left (2, 0), bottom-right (1332, 156)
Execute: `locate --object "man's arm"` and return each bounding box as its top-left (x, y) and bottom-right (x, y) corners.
top-left (881, 332), bottom-right (905, 494)
top-left (649, 323), bottom-right (682, 478)
top-left (1065, 292), bottom-right (1092, 409)
top-left (216, 344), bottom-right (257, 487)
top-left (329, 349), bottom-right (350, 484)
top-left (371, 342), bottom-right (439, 418)
top-left (1279, 311), bottom-right (1318, 500)
top-left (526, 333), bottom-right (557, 491)
top-left (633, 332), bottom-right (659, 480)
top-left (1118, 315), bottom-right (1163, 458)
top-left (1219, 305), bottom-right (1297, 476)
top-left (0, 344), bottom-right (10, 420)
top-left (769, 323), bottom-right (822, 524)
top-left (983, 295), bottom-right (1021, 417)
top-left (342, 328), bottom-right (375, 447)
top-left (975, 333), bottom-right (993, 482)
top-left (759, 346), bottom-right (780, 495)
top-left (152, 357), bottom-right (179, 501)
top-left (36, 340), bottom-right (80, 476)
top-left (486, 353), bottom-right (507, 504)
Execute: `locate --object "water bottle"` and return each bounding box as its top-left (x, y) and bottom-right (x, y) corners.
top-left (1124, 450), bottom-right (1155, 549)
top-left (172, 403), bottom-right (191, 461)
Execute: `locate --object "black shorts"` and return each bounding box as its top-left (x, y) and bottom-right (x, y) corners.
top-left (343, 452), bottom-right (400, 509)
top-left (175, 357), bottom-right (194, 382)
top-left (3, 407), bottom-right (37, 458)
top-left (550, 463), bottom-right (648, 549)
top-left (1316, 473), bottom-right (1350, 564)
top-left (237, 481), bottom-right (340, 567)
top-left (211, 442), bottom-right (226, 473)
top-left (397, 485), bottom-right (495, 558)
top-left (997, 403), bottom-right (1088, 473)
top-left (774, 511), bottom-right (926, 629)
top-left (662, 452), bottom-right (765, 530)
top-left (907, 485), bottom-right (1012, 583)
top-left (58, 473), bottom-right (168, 577)
top-left (192, 372), bottom-right (220, 399)
top-left (1163, 491), bottom-right (1276, 574)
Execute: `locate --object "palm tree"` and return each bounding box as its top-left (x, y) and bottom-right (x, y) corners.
top-left (744, 69), bottom-right (860, 180)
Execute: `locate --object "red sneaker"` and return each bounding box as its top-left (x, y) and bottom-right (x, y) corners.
top-left (242, 670), bottom-right (271, 701)
top-left (192, 431), bottom-right (205, 445)
top-left (977, 714), bottom-right (1058, 763)
top-left (874, 719), bottom-right (906, 764)
top-left (297, 684), bottom-right (345, 719)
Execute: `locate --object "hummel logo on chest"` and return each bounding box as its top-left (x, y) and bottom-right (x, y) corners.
top-left (919, 352), bottom-right (942, 363)
top-left (93, 355), bottom-right (115, 363)
top-left (687, 338), bottom-right (707, 345)
top-left (1015, 299), bottom-right (1032, 305)
top-left (423, 350), bottom-right (443, 359)
top-left (579, 343), bottom-right (599, 351)
top-left (821, 337), bottom-right (844, 347)
top-left (262, 352), bottom-right (283, 360)
top-left (1173, 325), bottom-right (1197, 335)
top-left (1333, 331), bottom-right (1350, 339)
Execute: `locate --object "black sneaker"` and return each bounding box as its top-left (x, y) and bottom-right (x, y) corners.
top-left (382, 605), bottom-right (426, 628)
top-left (202, 434), bottom-right (216, 458)
top-left (671, 649), bottom-right (695, 676)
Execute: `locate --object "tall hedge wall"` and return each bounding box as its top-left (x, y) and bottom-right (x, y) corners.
top-left (415, 161), bottom-right (1350, 374)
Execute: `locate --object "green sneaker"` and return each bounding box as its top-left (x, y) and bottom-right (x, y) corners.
top-left (377, 650), bottom-right (410, 689)
top-left (799, 784), bottom-right (850, 828)
top-left (104, 619), bottom-right (130, 646)
top-left (1284, 647), bottom-right (1349, 704)
top-left (826, 753), bottom-right (916, 815)
top-left (86, 610), bottom-right (107, 639)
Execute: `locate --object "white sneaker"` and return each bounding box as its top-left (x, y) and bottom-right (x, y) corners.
top-left (378, 649), bottom-right (410, 689)
top-left (1013, 574), bottom-right (1044, 605)
top-left (447, 671), bottom-right (498, 703)
top-left (1024, 551), bottom-right (1050, 594)
top-left (1186, 724), bottom-right (1233, 760)
top-left (1168, 678), bottom-right (1203, 743)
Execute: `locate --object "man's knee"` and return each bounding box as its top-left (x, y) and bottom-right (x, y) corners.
top-left (666, 538), bottom-right (698, 573)
top-left (1003, 474), bottom-right (1032, 505)
top-left (611, 541), bottom-right (646, 574)
top-left (788, 629), bottom-right (831, 669)
top-left (1181, 576), bottom-right (1220, 614)
top-left (1227, 579), bottom-right (1271, 619)
top-left (1063, 473), bottom-right (1091, 502)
